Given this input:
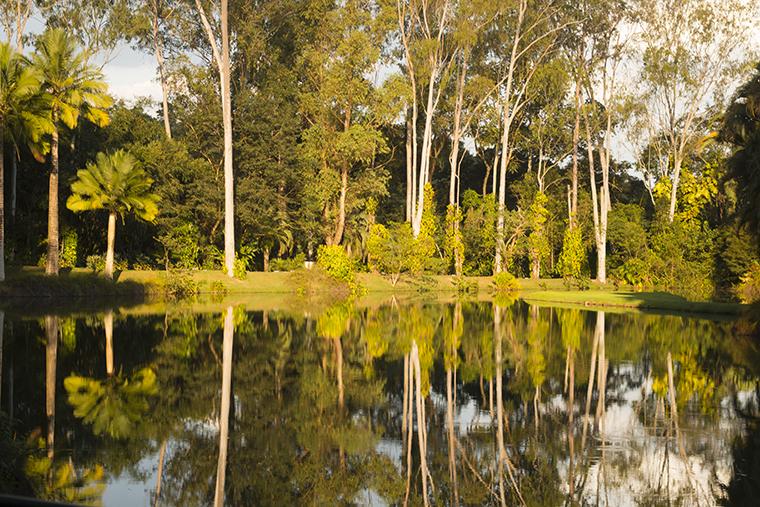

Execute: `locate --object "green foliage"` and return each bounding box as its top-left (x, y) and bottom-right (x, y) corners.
top-left (461, 191), bottom-right (497, 276)
top-left (614, 257), bottom-right (653, 288)
top-left (444, 204), bottom-right (465, 275)
top-left (557, 226), bottom-right (584, 280)
top-left (160, 223), bottom-right (200, 269)
top-left (367, 222), bottom-right (418, 285)
top-left (416, 184), bottom-right (439, 268)
top-left (736, 262), bottom-right (760, 304)
top-left (270, 253), bottom-right (306, 272)
top-left (59, 229), bottom-right (78, 268)
top-left (453, 276), bottom-right (478, 295)
top-left (317, 244), bottom-right (356, 285)
top-left (85, 254), bottom-right (127, 274)
top-left (527, 191), bottom-right (550, 277)
top-left (163, 271), bottom-right (199, 300)
top-left (63, 368), bottom-right (158, 439)
top-left (67, 150), bottom-right (159, 221)
top-left (491, 272), bottom-right (520, 294)
top-left (233, 258), bottom-right (248, 280)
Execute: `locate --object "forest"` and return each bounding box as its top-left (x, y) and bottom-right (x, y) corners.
top-left (2, 0), bottom-right (760, 303)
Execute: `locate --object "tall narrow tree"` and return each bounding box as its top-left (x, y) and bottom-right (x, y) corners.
top-left (33, 29), bottom-right (111, 275)
top-left (194, 0), bottom-right (235, 277)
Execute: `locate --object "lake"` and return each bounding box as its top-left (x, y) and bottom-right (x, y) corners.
top-left (1, 296), bottom-right (758, 506)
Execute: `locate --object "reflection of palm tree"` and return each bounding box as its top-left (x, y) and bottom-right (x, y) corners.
top-left (45, 316), bottom-right (57, 461)
top-left (63, 368), bottom-right (158, 439)
top-left (24, 454), bottom-right (105, 505)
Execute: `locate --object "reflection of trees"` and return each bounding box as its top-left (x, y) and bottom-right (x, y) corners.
top-left (3, 301), bottom-right (759, 505)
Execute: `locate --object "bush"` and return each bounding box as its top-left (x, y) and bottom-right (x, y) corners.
top-left (367, 222), bottom-right (417, 285)
top-left (453, 276), bottom-right (478, 295)
top-left (557, 226), bottom-right (584, 280)
top-left (60, 229), bottom-right (78, 268)
top-left (86, 254), bottom-right (127, 274)
top-left (736, 262), bottom-right (760, 304)
top-left (270, 253), bottom-right (306, 272)
top-left (491, 272), bottom-right (520, 294)
top-left (614, 257), bottom-right (652, 288)
top-left (163, 271), bottom-right (199, 299)
top-left (233, 258), bottom-right (248, 280)
top-left (317, 245), bottom-right (355, 285)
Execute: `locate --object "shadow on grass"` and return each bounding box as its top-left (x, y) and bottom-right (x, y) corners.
top-left (0, 267), bottom-right (156, 316)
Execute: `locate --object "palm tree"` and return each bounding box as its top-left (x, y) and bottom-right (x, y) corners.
top-left (67, 150), bottom-right (159, 279)
top-left (33, 28), bottom-right (112, 275)
top-left (0, 42), bottom-right (47, 281)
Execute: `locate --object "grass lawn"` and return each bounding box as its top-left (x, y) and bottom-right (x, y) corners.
top-left (0, 266), bottom-right (746, 316)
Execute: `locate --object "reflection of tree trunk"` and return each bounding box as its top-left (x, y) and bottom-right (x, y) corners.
top-left (105, 311), bottom-right (114, 376)
top-left (214, 307), bottom-right (234, 507)
top-left (154, 439), bottom-right (167, 507)
top-left (411, 341), bottom-right (429, 506)
top-left (0, 311), bottom-right (3, 407)
top-left (494, 305), bottom-right (524, 507)
top-left (446, 367), bottom-right (458, 505)
top-left (404, 353), bottom-right (413, 506)
top-left (581, 312), bottom-right (600, 450)
top-left (595, 313), bottom-right (606, 423)
top-left (45, 316), bottom-right (58, 461)
top-left (334, 337), bottom-right (344, 411)
top-left (402, 354), bottom-right (409, 439)
top-left (567, 349), bottom-right (575, 497)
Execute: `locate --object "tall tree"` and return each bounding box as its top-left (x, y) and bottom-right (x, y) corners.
top-left (193, 0), bottom-right (235, 277)
top-left (33, 28), bottom-right (111, 275)
top-left (636, 0), bottom-right (757, 222)
top-left (66, 150), bottom-right (159, 279)
top-left (0, 42), bottom-right (45, 281)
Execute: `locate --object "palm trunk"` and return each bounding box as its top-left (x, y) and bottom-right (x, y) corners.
top-left (214, 306), bottom-right (234, 507)
top-left (263, 247), bottom-right (270, 272)
top-left (105, 311), bottom-right (114, 376)
top-left (0, 125), bottom-right (5, 282)
top-left (46, 124), bottom-right (59, 275)
top-left (45, 316), bottom-right (58, 461)
top-left (10, 153), bottom-right (17, 222)
top-left (0, 311), bottom-right (4, 408)
top-left (105, 211), bottom-right (116, 280)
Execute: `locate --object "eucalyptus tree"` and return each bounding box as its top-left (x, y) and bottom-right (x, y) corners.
top-left (493, 0), bottom-right (569, 273)
top-left (193, 0), bottom-right (235, 277)
top-left (33, 28), bottom-right (112, 275)
top-left (0, 0), bottom-right (33, 51)
top-left (393, 0), bottom-right (453, 238)
top-left (0, 42), bottom-right (46, 281)
top-left (635, 0), bottom-right (758, 222)
top-left (66, 150), bottom-right (159, 279)
top-left (299, 0), bottom-right (399, 246)
top-left (581, 2), bottom-right (629, 283)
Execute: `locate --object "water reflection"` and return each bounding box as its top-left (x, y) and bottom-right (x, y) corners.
top-left (0, 299), bottom-right (758, 506)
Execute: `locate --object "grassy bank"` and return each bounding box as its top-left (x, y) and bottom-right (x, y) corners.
top-left (0, 266), bottom-right (746, 316)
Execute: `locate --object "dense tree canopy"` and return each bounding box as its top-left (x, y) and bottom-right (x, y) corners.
top-left (0, 0), bottom-right (759, 300)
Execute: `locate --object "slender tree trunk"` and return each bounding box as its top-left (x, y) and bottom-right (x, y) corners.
top-left (0, 311), bottom-right (4, 408)
top-left (412, 67), bottom-right (439, 238)
top-left (214, 306), bottom-right (234, 507)
top-left (105, 211), bottom-right (117, 280)
top-left (334, 336), bottom-right (344, 411)
top-left (105, 311), bottom-right (114, 376)
top-left (570, 74), bottom-right (581, 228)
top-left (221, 0), bottom-right (235, 278)
top-left (446, 367), bottom-right (459, 505)
top-left (263, 247), bottom-right (270, 272)
top-left (45, 316), bottom-right (58, 461)
top-left (333, 166), bottom-right (348, 245)
top-left (152, 7), bottom-right (172, 139)
top-left (46, 124), bottom-right (59, 275)
top-left (668, 154), bottom-right (681, 223)
top-left (0, 125), bottom-right (5, 282)
top-left (406, 112), bottom-right (413, 222)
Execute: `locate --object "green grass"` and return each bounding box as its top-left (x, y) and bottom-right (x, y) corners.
top-left (0, 266), bottom-right (746, 317)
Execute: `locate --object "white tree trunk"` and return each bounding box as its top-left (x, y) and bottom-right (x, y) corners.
top-left (221, 0), bottom-right (235, 277)
top-left (105, 211), bottom-right (116, 280)
top-left (214, 306), bottom-right (234, 507)
top-left (668, 154), bottom-right (681, 223)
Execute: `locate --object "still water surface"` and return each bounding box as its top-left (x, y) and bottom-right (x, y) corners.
top-left (1, 297), bottom-right (759, 506)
